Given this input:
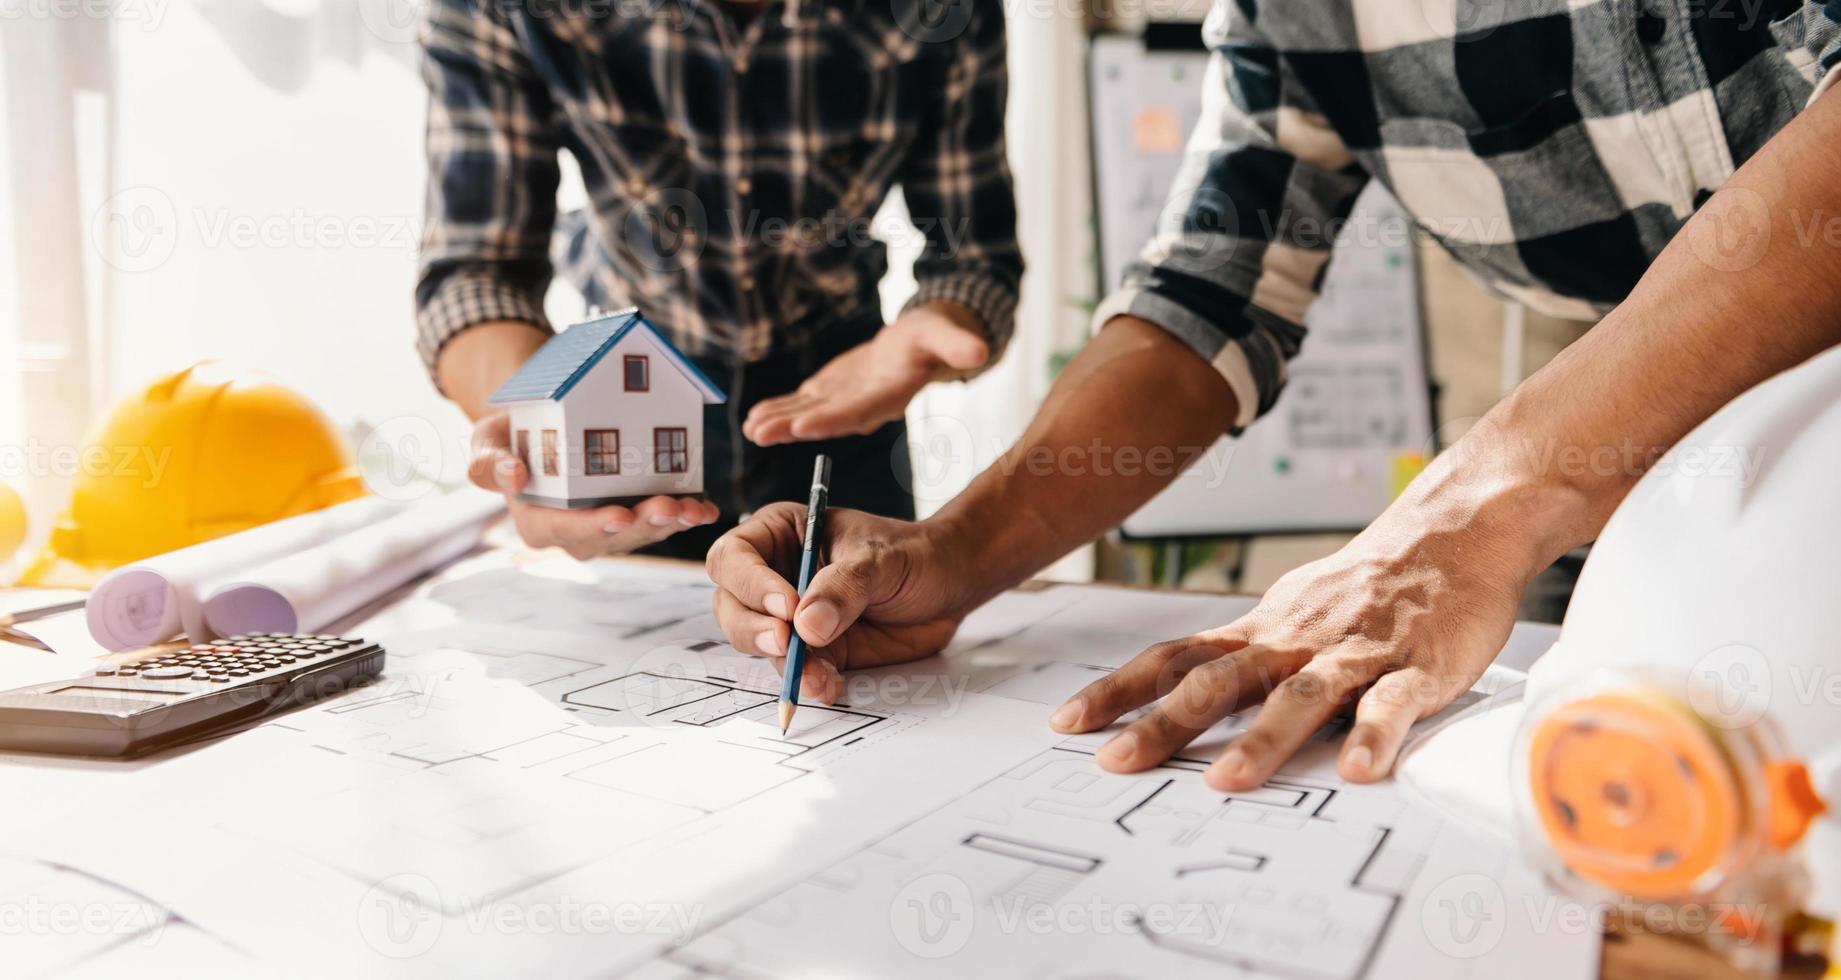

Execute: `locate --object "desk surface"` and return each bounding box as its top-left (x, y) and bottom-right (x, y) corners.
top-left (0, 557), bottom-right (1818, 979)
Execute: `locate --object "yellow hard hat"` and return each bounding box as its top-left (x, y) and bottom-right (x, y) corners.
top-left (0, 482), bottom-right (24, 563)
top-left (16, 363), bottom-right (367, 588)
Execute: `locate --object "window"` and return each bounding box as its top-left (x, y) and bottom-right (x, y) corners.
top-left (515, 430), bottom-right (532, 473)
top-left (541, 430), bottom-right (559, 476)
top-left (585, 429), bottom-right (620, 475)
top-left (624, 355), bottom-right (650, 391)
top-left (655, 427), bottom-right (688, 474)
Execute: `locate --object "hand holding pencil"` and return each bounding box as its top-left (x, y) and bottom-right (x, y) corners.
top-left (704, 469), bottom-right (966, 727)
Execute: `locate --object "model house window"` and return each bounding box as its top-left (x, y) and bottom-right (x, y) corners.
top-left (541, 430), bottom-right (559, 476)
top-left (516, 430), bottom-right (532, 473)
top-left (655, 427), bottom-right (688, 474)
top-left (585, 429), bottom-right (621, 475)
top-left (624, 355), bottom-right (649, 391)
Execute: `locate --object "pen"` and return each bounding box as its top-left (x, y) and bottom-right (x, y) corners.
top-left (778, 454), bottom-right (832, 735)
top-left (0, 599), bottom-right (86, 629)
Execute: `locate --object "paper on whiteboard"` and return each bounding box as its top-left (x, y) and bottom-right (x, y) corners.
top-left (200, 490), bottom-right (503, 637)
top-left (84, 497), bottom-right (407, 650)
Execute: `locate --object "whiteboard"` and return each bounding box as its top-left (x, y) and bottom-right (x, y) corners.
top-left (1089, 33), bottom-right (1436, 537)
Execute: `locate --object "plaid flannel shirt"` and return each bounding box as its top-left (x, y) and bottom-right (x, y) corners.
top-left (1101, 0), bottom-right (1841, 432)
top-left (416, 0), bottom-right (1022, 378)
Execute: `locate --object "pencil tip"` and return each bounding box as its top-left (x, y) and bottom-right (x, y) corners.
top-left (778, 700), bottom-right (796, 735)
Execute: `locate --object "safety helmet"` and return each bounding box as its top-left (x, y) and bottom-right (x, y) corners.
top-left (16, 363), bottom-right (366, 587)
top-left (1518, 344), bottom-right (1840, 919)
top-left (1400, 344), bottom-right (1841, 971)
top-left (0, 482), bottom-right (24, 564)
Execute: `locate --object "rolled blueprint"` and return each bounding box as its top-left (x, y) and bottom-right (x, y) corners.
top-left (86, 497), bottom-right (407, 651)
top-left (201, 489), bottom-right (504, 637)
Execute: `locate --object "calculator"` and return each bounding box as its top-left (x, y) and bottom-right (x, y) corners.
top-left (0, 633), bottom-right (385, 758)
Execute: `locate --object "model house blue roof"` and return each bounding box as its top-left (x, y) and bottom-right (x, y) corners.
top-left (488, 309), bottom-right (726, 406)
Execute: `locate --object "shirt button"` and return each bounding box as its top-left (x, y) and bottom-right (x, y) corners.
top-left (627, 177), bottom-right (648, 196)
top-left (735, 177), bottom-right (753, 196)
top-left (739, 275), bottom-right (758, 291)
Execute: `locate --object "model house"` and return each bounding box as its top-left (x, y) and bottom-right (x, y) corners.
top-left (488, 309), bottom-right (726, 507)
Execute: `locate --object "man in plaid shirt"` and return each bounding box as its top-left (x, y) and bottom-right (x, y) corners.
top-left (418, 0), bottom-right (1020, 559)
top-left (711, 1), bottom-right (1841, 782)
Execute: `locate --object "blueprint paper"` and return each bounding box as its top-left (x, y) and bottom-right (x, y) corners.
top-left (0, 558), bottom-right (1595, 979)
top-left (200, 490), bottom-right (503, 636)
top-left (84, 497), bottom-right (407, 649)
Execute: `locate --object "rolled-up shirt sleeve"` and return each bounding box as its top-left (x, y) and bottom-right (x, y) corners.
top-left (1094, 0), bottom-right (1369, 433)
top-left (1806, 0), bottom-right (1841, 100)
top-left (414, 0), bottom-right (563, 382)
top-left (897, 3), bottom-right (1024, 367)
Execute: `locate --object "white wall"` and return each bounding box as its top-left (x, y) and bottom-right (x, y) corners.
top-left (4, 0), bottom-right (1099, 581)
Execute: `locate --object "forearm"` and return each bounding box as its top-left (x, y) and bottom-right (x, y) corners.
top-left (930, 317), bottom-right (1237, 608)
top-left (1408, 86), bottom-right (1841, 570)
top-left (435, 320), bottom-right (551, 420)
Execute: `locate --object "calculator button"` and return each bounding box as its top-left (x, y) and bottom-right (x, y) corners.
top-left (140, 666), bottom-right (195, 680)
top-left (207, 675), bottom-right (232, 682)
top-left (227, 669), bottom-right (250, 677)
top-left (92, 666), bottom-right (118, 676)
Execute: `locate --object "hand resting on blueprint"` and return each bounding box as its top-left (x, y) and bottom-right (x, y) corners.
top-left (707, 492), bottom-right (1530, 795)
top-left (469, 413), bottom-right (721, 560)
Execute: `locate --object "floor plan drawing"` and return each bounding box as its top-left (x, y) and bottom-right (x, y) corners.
top-left (662, 736), bottom-right (1444, 980)
top-left (0, 558), bottom-right (1589, 980)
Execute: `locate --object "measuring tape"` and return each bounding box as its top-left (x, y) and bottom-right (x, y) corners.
top-left (1515, 669), bottom-right (1834, 975)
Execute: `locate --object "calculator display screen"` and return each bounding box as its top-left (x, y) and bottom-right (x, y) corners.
top-left (48, 686), bottom-right (191, 704)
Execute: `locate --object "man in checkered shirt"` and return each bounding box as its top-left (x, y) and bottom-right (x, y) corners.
top-left (710, 1), bottom-right (1841, 783)
top-left (417, 0), bottom-right (1020, 560)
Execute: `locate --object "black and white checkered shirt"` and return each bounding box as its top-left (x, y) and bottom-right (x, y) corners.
top-left (1101, 0), bottom-right (1841, 431)
top-left (415, 0), bottom-right (1022, 378)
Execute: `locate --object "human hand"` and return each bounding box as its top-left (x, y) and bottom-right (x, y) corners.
top-left (1050, 511), bottom-right (1529, 791)
top-left (741, 305), bottom-right (989, 447)
top-left (468, 413), bottom-right (720, 560)
top-left (705, 502), bottom-right (969, 701)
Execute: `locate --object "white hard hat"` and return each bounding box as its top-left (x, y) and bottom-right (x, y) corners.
top-left (1401, 343), bottom-right (1841, 923)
